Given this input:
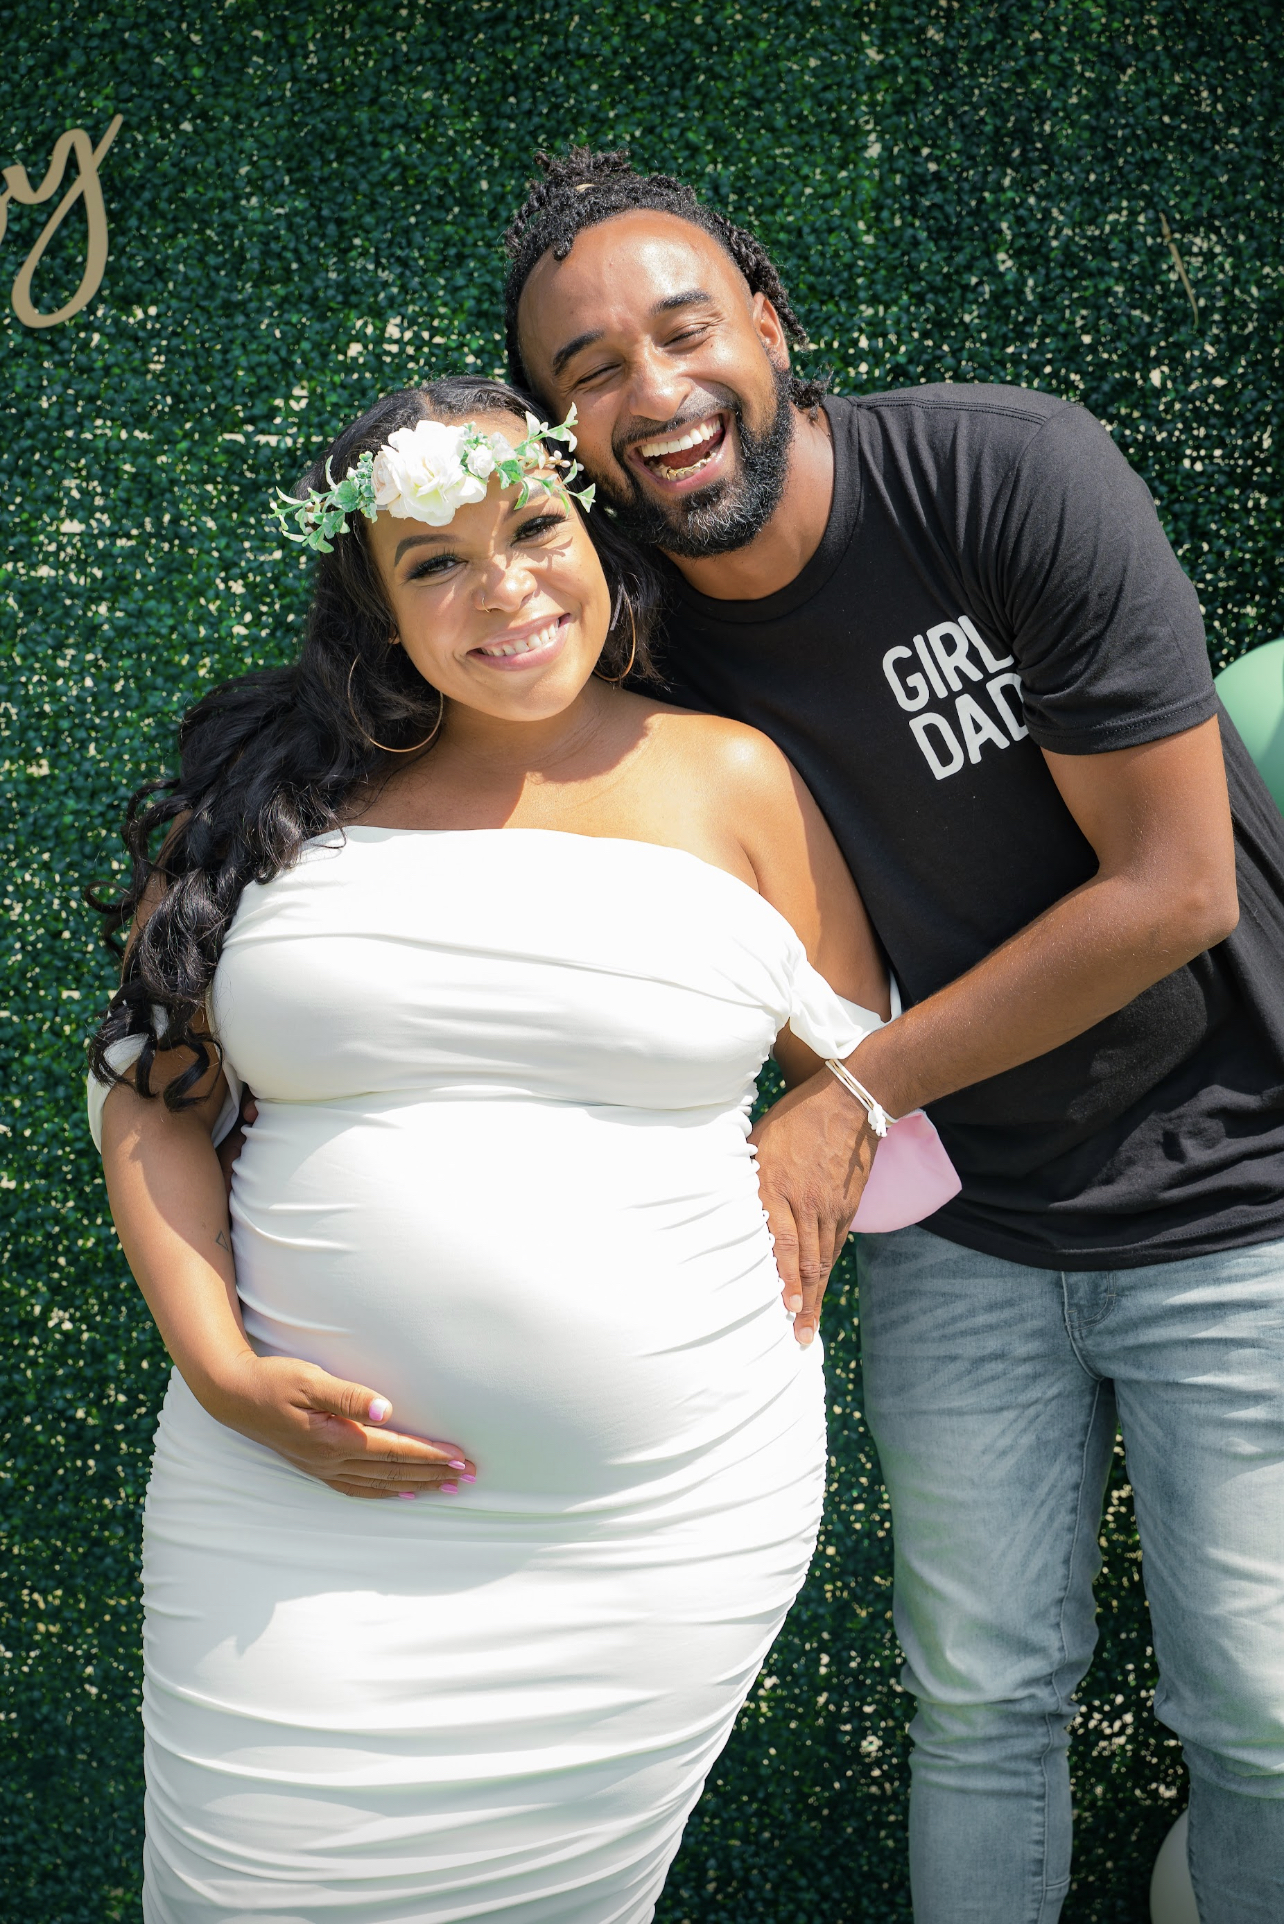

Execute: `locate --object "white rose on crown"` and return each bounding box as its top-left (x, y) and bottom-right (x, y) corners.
top-left (271, 405), bottom-right (591, 554)
top-left (371, 420), bottom-right (489, 525)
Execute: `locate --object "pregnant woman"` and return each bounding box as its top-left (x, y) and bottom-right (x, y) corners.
top-left (89, 377), bottom-right (932, 1922)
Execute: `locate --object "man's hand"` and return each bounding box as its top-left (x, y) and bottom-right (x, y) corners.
top-left (200, 1351), bottom-right (476, 1499)
top-left (750, 1071), bottom-right (876, 1346)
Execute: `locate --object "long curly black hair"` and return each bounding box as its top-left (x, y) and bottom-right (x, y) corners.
top-left (87, 375), bottom-right (662, 1108)
top-left (503, 147), bottom-right (829, 410)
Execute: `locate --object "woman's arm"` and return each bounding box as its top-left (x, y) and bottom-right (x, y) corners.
top-left (100, 1064), bottom-right (473, 1499)
top-left (100, 839), bottom-right (473, 1496)
top-left (716, 728), bottom-right (891, 1081)
top-left (681, 723), bottom-right (888, 1340)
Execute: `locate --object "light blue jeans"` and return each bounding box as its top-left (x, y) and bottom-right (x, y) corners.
top-left (856, 1226), bottom-right (1284, 1924)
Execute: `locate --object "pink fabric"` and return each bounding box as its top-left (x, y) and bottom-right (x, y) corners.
top-left (850, 1109), bottom-right (961, 1232)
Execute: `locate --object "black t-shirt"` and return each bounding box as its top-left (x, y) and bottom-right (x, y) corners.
top-left (653, 386), bottom-right (1284, 1269)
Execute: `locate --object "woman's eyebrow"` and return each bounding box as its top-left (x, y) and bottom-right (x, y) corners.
top-left (392, 491), bottom-right (559, 565)
top-left (394, 533), bottom-right (451, 564)
top-left (505, 485), bottom-right (559, 518)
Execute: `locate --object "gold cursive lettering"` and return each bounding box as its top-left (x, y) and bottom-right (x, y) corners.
top-left (0, 114), bottom-right (123, 329)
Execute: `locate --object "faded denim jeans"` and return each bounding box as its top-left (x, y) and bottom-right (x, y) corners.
top-left (856, 1226), bottom-right (1284, 1924)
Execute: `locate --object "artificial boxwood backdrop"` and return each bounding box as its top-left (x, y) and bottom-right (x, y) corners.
top-left (3, 2), bottom-right (1281, 1918)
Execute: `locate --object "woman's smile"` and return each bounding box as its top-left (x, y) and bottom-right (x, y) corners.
top-left (468, 611), bottom-right (571, 670)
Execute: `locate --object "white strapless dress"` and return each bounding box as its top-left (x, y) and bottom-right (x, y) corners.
top-left (130, 828), bottom-right (877, 1923)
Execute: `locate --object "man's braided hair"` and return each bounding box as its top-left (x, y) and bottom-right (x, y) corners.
top-left (503, 148), bottom-right (829, 411)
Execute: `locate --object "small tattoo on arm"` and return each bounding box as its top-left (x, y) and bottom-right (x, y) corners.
top-left (215, 1231), bottom-right (230, 1252)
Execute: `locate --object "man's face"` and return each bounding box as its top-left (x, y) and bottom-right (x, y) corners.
top-left (516, 210), bottom-right (795, 557)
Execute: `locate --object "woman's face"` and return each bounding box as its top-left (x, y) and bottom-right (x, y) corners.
top-left (365, 411), bottom-right (614, 725)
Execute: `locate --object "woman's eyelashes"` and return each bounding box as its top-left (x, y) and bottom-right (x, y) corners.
top-left (407, 552), bottom-right (462, 581)
top-left (404, 515), bottom-right (568, 583)
top-left (514, 512), bottom-right (567, 543)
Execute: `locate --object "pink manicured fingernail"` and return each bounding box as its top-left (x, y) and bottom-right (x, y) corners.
top-left (368, 1397), bottom-right (392, 1423)
top-left (447, 1458), bottom-right (467, 1469)
top-left (797, 1326), bottom-right (815, 1347)
top-left (460, 1473), bottom-right (476, 1484)
top-left (440, 1481), bottom-right (458, 1495)
top-left (397, 1490), bottom-right (417, 1501)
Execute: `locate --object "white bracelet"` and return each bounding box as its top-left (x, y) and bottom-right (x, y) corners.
top-left (824, 1059), bottom-right (900, 1139)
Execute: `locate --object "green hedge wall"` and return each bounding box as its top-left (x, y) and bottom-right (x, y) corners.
top-left (3, 2), bottom-right (1281, 1918)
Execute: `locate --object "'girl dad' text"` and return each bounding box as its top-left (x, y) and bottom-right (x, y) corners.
top-left (883, 615), bottom-right (1028, 780)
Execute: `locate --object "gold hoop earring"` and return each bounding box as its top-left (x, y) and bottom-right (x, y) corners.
top-left (593, 597), bottom-right (639, 685)
top-left (346, 658), bottom-right (443, 755)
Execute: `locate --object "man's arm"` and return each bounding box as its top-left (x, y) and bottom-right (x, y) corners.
top-left (752, 715), bottom-right (1238, 1338)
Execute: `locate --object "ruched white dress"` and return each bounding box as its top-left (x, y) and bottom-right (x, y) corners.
top-left (103, 828), bottom-right (880, 1924)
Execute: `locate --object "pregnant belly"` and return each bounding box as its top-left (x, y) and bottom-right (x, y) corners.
top-left (230, 1097), bottom-right (814, 1505)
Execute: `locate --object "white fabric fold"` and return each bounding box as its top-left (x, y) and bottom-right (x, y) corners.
top-left (786, 953), bottom-right (888, 1063)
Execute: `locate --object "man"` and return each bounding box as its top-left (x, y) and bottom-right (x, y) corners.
top-left (502, 147), bottom-right (1284, 1922)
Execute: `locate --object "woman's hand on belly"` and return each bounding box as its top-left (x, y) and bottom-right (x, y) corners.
top-left (100, 1081), bottom-right (474, 1500)
top-left (204, 1351), bottom-right (476, 1498)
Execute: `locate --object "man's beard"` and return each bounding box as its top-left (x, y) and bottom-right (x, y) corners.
top-left (601, 367), bottom-right (795, 559)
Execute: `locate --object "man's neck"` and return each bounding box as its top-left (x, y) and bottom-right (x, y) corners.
top-left (661, 404), bottom-right (834, 603)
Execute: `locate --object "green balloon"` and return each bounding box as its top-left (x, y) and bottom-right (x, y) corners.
top-left (1216, 638), bottom-right (1284, 814)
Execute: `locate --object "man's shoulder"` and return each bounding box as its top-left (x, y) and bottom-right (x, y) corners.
top-left (828, 382), bottom-right (1114, 497)
top-left (830, 383), bottom-right (1088, 467)
top-left (835, 379), bottom-right (1075, 428)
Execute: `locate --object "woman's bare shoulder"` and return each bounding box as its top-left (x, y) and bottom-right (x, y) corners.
top-left (633, 699), bottom-right (798, 799)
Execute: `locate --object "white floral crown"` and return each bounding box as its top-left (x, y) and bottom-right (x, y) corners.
top-left (271, 405), bottom-right (594, 554)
